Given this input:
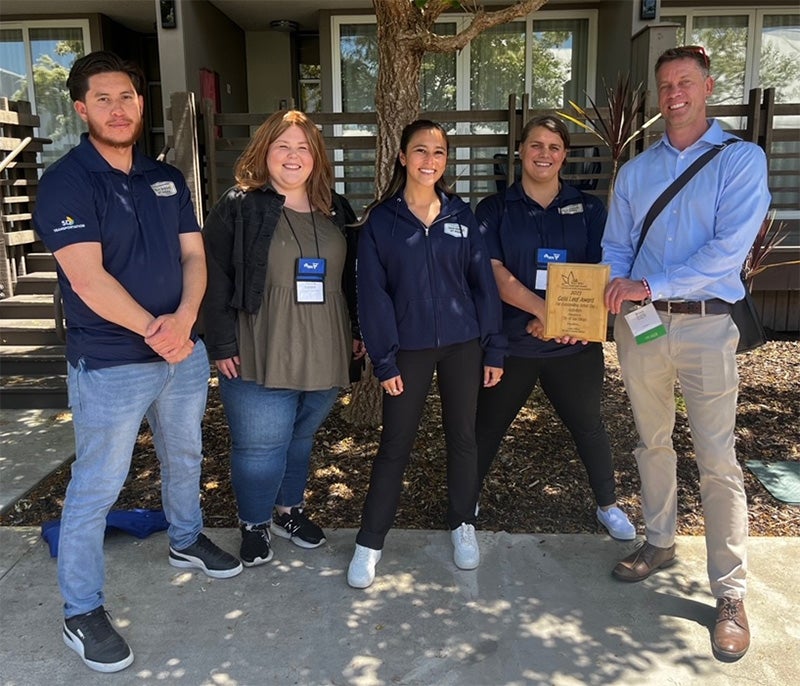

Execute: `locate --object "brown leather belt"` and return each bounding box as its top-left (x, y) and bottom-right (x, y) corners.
top-left (652, 299), bottom-right (732, 315)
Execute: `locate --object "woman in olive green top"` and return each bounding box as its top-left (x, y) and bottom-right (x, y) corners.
top-left (203, 110), bottom-right (364, 567)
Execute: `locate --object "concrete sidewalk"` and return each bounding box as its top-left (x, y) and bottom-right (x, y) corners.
top-left (1, 526), bottom-right (798, 686)
top-left (0, 409), bottom-right (74, 516)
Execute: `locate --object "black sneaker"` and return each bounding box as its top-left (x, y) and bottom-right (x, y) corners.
top-left (169, 533), bottom-right (243, 578)
top-left (63, 606), bottom-right (133, 673)
top-left (270, 507), bottom-right (326, 549)
top-left (240, 522), bottom-right (274, 567)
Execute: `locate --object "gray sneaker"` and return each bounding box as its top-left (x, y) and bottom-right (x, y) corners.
top-left (597, 506), bottom-right (636, 541)
top-left (63, 606), bottom-right (133, 673)
top-left (347, 544), bottom-right (382, 589)
top-left (169, 533), bottom-right (243, 578)
top-left (451, 523), bottom-right (480, 570)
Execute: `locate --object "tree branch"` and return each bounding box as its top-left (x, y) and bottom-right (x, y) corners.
top-left (411, 0), bottom-right (549, 53)
top-left (422, 0), bottom-right (458, 22)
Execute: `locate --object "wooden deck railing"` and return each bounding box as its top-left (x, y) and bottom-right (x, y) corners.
top-left (196, 89), bottom-right (798, 220)
top-left (0, 99), bottom-right (50, 298)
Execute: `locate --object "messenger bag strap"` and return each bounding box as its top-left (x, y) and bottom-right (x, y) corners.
top-left (633, 138), bottom-right (739, 260)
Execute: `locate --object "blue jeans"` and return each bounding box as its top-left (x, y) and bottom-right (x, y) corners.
top-left (217, 375), bottom-right (339, 525)
top-left (59, 340), bottom-right (210, 618)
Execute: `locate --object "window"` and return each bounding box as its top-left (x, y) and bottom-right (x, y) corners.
top-left (332, 11), bottom-right (596, 115)
top-left (530, 16), bottom-right (591, 109)
top-left (296, 33), bottom-right (321, 113)
top-left (661, 8), bottom-right (800, 105)
top-left (470, 22), bottom-right (525, 111)
top-left (661, 8), bottom-right (800, 215)
top-left (760, 14), bottom-right (800, 103)
top-left (331, 11), bottom-right (596, 201)
top-left (0, 20), bottom-right (90, 168)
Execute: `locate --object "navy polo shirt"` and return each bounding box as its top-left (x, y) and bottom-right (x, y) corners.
top-left (33, 134), bottom-right (201, 368)
top-left (475, 181), bottom-right (607, 358)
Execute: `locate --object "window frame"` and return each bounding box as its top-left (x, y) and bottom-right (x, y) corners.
top-left (330, 9), bottom-right (598, 114)
top-left (0, 18), bottom-right (92, 112)
top-left (660, 6), bottom-right (800, 103)
top-left (1, 18), bottom-right (92, 168)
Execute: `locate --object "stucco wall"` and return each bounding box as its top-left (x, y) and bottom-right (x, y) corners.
top-left (245, 31), bottom-right (293, 114)
top-left (157, 0), bottom-right (247, 135)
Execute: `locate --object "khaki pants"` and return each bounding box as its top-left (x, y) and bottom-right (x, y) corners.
top-left (614, 305), bottom-right (747, 599)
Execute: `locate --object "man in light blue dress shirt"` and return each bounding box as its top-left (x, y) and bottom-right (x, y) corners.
top-left (602, 45), bottom-right (771, 662)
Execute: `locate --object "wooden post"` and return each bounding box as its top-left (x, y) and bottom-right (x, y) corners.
top-left (203, 98), bottom-right (219, 212)
top-left (761, 88), bottom-right (776, 162)
top-left (168, 92), bottom-right (204, 225)
top-left (744, 88), bottom-right (762, 144)
top-left (506, 93), bottom-right (517, 188)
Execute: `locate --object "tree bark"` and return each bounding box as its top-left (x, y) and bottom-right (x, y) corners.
top-left (340, 358), bottom-right (384, 427)
top-left (373, 1), bottom-right (428, 195)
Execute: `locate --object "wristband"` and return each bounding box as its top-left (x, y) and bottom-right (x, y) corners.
top-left (641, 278), bottom-right (652, 300)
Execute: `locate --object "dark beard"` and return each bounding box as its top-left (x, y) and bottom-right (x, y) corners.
top-left (87, 118), bottom-right (144, 150)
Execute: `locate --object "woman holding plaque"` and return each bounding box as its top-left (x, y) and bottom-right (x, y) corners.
top-left (203, 110), bottom-right (364, 567)
top-left (347, 119), bottom-right (506, 589)
top-left (474, 114), bottom-right (635, 540)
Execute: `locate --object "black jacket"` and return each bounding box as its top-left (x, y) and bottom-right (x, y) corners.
top-left (202, 185), bottom-right (358, 361)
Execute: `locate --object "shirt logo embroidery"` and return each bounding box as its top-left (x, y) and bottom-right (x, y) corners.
top-left (52, 215), bottom-right (86, 233)
top-left (151, 181), bottom-right (177, 197)
top-left (443, 223), bottom-right (468, 238)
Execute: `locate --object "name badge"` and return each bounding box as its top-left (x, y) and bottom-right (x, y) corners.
top-left (535, 248), bottom-right (566, 291)
top-left (623, 303), bottom-right (667, 344)
top-left (150, 181), bottom-right (177, 197)
top-left (443, 222), bottom-right (468, 238)
top-left (295, 257), bottom-right (326, 304)
top-left (558, 203), bottom-right (584, 215)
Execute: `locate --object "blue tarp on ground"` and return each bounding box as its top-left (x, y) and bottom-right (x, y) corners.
top-left (41, 509), bottom-right (169, 557)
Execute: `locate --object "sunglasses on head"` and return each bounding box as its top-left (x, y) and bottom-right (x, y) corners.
top-left (670, 45), bottom-right (710, 69)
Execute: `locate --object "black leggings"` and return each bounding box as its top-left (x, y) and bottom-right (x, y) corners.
top-left (475, 343), bottom-right (616, 507)
top-left (356, 339), bottom-right (483, 550)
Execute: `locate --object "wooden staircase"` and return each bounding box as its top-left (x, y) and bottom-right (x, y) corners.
top-left (1, 99), bottom-right (67, 408)
top-left (0, 252), bottom-right (67, 409)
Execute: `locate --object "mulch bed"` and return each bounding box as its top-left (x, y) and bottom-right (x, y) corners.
top-left (2, 341), bottom-right (798, 537)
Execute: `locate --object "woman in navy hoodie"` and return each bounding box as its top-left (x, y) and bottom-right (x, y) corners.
top-left (347, 120), bottom-right (506, 589)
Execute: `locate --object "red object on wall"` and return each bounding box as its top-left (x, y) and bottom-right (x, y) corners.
top-left (200, 68), bottom-right (221, 138)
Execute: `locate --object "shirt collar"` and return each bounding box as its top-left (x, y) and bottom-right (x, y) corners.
top-left (505, 179), bottom-right (583, 207)
top-left (74, 132), bottom-right (157, 174)
top-left (655, 118), bottom-right (728, 154)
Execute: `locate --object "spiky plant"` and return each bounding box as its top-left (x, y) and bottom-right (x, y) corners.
top-left (557, 74), bottom-right (662, 198)
top-left (744, 210), bottom-right (800, 287)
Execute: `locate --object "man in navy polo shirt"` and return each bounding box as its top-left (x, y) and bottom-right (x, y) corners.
top-left (33, 51), bottom-right (242, 674)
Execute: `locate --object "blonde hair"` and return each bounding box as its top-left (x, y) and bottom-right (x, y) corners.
top-left (234, 110), bottom-right (333, 215)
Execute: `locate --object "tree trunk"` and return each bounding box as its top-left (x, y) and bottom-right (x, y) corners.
top-left (344, 3), bottom-right (428, 429)
top-left (340, 357), bottom-right (384, 427)
top-left (373, 2), bottom-right (426, 195)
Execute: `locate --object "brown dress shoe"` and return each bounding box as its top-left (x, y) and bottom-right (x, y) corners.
top-left (712, 598), bottom-right (750, 661)
top-left (612, 541), bottom-right (677, 582)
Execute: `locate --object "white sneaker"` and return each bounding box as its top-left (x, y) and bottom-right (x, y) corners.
top-left (347, 544), bottom-right (382, 588)
top-left (596, 506), bottom-right (636, 541)
top-left (451, 523), bottom-right (480, 570)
